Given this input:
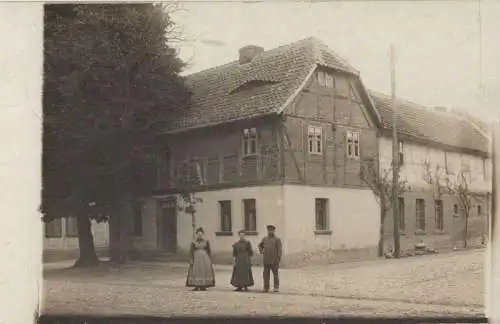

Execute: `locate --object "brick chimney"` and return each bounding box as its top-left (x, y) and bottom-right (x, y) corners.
top-left (239, 45), bottom-right (264, 64)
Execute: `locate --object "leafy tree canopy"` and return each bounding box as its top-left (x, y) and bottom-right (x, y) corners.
top-left (42, 4), bottom-right (191, 221)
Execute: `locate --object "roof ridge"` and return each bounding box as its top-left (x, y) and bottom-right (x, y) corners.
top-left (369, 90), bottom-right (488, 155)
top-left (309, 37), bottom-right (359, 74)
top-left (368, 90), bottom-right (428, 111)
top-left (185, 36), bottom-right (359, 80)
top-left (185, 38), bottom-right (312, 80)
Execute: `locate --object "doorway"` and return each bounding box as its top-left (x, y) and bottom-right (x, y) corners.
top-left (158, 198), bottom-right (178, 253)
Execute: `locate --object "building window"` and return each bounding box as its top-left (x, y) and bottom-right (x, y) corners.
top-left (219, 200), bottom-right (232, 232)
top-left (66, 216), bottom-right (78, 237)
top-left (242, 128), bottom-right (258, 156)
top-left (349, 86), bottom-right (357, 101)
top-left (44, 218), bottom-right (62, 238)
top-left (325, 74), bottom-right (334, 88)
top-left (347, 131), bottom-right (360, 158)
top-left (317, 71), bottom-right (325, 86)
top-left (308, 126), bottom-right (323, 154)
top-left (133, 202), bottom-right (143, 236)
top-left (482, 158), bottom-right (487, 180)
top-left (317, 71), bottom-right (334, 88)
top-left (453, 204), bottom-right (459, 217)
top-left (243, 199), bottom-right (257, 232)
top-left (477, 205), bottom-right (482, 216)
top-left (398, 197), bottom-right (405, 231)
top-left (415, 199), bottom-right (426, 231)
top-left (435, 199), bottom-right (444, 231)
top-left (399, 142), bottom-right (404, 165)
top-left (315, 198), bottom-right (329, 230)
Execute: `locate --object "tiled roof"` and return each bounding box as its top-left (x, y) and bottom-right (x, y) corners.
top-left (449, 108), bottom-right (491, 137)
top-left (368, 91), bottom-right (489, 155)
top-left (166, 37), bottom-right (359, 132)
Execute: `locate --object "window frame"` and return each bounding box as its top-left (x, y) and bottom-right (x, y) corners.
top-left (434, 199), bottom-right (444, 231)
top-left (243, 198), bottom-right (257, 234)
top-left (44, 218), bottom-right (63, 238)
top-left (65, 216), bottom-right (78, 238)
top-left (317, 71), bottom-right (326, 86)
top-left (307, 126), bottom-right (323, 155)
top-left (482, 158), bottom-right (487, 180)
top-left (314, 198), bottom-right (329, 231)
top-left (325, 74), bottom-right (334, 88)
top-left (415, 198), bottom-right (426, 232)
top-left (218, 200), bottom-right (233, 233)
top-left (399, 141), bottom-right (405, 165)
top-left (346, 130), bottom-right (360, 159)
top-left (242, 127), bottom-right (258, 157)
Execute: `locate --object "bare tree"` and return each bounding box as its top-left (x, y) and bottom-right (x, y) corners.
top-left (422, 160), bottom-right (481, 248)
top-left (176, 161), bottom-right (204, 240)
top-left (360, 158), bottom-right (410, 257)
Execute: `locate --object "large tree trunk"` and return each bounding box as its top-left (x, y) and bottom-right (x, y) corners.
top-left (118, 199), bottom-right (134, 264)
top-left (74, 213), bottom-right (99, 267)
top-left (378, 218), bottom-right (385, 257)
top-left (109, 211), bottom-right (121, 263)
top-left (109, 200), bottom-right (134, 264)
top-left (463, 211), bottom-right (469, 249)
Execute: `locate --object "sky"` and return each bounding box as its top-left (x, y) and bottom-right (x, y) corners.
top-left (170, 0), bottom-right (499, 121)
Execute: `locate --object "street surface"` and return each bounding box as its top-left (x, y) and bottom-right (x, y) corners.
top-left (43, 249), bottom-right (485, 318)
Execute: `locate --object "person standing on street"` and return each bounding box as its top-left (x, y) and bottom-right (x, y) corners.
top-left (186, 227), bottom-right (215, 291)
top-left (230, 229), bottom-right (254, 291)
top-left (258, 225), bottom-right (282, 293)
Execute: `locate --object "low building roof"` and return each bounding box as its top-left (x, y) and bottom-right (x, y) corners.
top-left (368, 91), bottom-right (489, 156)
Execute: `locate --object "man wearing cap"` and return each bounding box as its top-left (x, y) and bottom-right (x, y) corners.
top-left (258, 225), bottom-right (282, 292)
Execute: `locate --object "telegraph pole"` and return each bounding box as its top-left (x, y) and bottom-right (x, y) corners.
top-left (390, 44), bottom-right (401, 258)
top-left (488, 118), bottom-right (499, 321)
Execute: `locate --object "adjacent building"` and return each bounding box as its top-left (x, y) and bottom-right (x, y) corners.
top-left (43, 217), bottom-right (109, 261)
top-left (370, 92), bottom-right (491, 250)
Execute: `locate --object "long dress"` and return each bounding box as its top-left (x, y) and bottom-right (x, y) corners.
top-left (186, 239), bottom-right (215, 288)
top-left (230, 239), bottom-right (254, 288)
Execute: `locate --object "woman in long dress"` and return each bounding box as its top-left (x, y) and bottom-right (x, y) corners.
top-left (186, 227), bottom-right (215, 291)
top-left (230, 229), bottom-right (254, 291)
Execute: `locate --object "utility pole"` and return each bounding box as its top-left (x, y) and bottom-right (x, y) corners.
top-left (390, 44), bottom-right (401, 258)
top-left (488, 118), bottom-right (499, 321)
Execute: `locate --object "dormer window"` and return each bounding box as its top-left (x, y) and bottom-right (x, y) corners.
top-left (242, 127), bottom-right (258, 156)
top-left (317, 71), bottom-right (334, 88)
top-left (325, 74), bottom-right (334, 88)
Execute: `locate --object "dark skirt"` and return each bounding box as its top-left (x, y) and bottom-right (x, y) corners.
top-left (230, 257), bottom-right (254, 288)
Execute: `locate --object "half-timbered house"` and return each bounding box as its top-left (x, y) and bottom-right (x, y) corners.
top-left (132, 37), bottom-right (383, 265)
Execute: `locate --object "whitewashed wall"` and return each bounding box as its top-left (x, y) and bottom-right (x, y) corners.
top-left (43, 219), bottom-right (109, 251)
top-left (379, 136), bottom-right (491, 193)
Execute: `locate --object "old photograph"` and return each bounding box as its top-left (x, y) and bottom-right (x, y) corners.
top-left (40, 1), bottom-right (500, 319)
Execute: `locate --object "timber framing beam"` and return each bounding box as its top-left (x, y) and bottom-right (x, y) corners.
top-left (278, 115), bottom-right (305, 183)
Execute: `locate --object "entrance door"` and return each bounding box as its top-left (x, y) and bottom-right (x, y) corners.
top-left (159, 198), bottom-right (177, 253)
